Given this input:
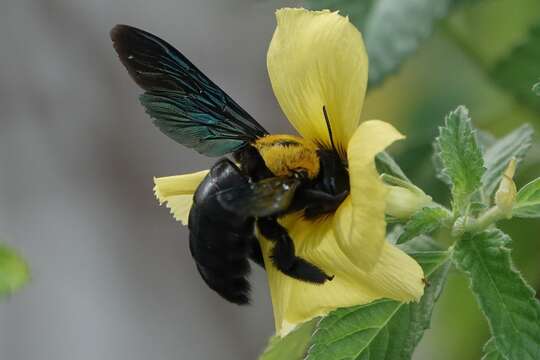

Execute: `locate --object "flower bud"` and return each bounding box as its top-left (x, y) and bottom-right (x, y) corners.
top-left (385, 185), bottom-right (433, 220)
top-left (495, 158), bottom-right (517, 218)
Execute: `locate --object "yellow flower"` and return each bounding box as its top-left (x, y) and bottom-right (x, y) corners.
top-left (154, 8), bottom-right (424, 337)
top-left (154, 170), bottom-right (209, 225)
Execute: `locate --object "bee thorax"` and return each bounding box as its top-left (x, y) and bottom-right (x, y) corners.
top-left (254, 135), bottom-right (320, 179)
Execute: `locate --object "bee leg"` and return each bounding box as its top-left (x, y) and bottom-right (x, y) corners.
top-left (248, 236), bottom-right (265, 269)
top-left (300, 189), bottom-right (349, 218)
top-left (257, 217), bottom-right (333, 283)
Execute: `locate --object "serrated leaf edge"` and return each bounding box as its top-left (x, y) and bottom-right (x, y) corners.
top-left (453, 230), bottom-right (540, 360)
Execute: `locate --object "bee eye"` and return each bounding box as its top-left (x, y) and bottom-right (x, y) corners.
top-left (292, 169), bottom-right (308, 180)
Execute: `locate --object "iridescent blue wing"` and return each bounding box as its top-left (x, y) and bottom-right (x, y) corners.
top-left (111, 24), bottom-right (268, 157)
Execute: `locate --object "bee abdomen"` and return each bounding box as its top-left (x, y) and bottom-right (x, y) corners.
top-left (188, 159), bottom-right (255, 305)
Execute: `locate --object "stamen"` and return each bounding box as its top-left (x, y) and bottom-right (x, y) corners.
top-left (322, 106), bottom-right (337, 153)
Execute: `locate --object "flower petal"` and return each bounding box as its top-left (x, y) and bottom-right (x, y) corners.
top-left (334, 120), bottom-right (405, 270)
top-left (153, 170), bottom-right (209, 225)
top-left (267, 8), bottom-right (368, 154)
top-left (259, 215), bottom-right (424, 336)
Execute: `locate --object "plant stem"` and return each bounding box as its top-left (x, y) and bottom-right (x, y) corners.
top-left (466, 206), bottom-right (506, 233)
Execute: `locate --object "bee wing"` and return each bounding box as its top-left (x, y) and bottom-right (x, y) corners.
top-left (216, 177), bottom-right (300, 218)
top-left (111, 25), bottom-right (269, 157)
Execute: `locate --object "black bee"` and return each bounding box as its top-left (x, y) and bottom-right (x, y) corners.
top-left (111, 25), bottom-right (350, 304)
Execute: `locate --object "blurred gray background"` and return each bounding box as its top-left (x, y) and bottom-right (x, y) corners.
top-left (0, 1), bottom-right (302, 359)
top-left (3, 1), bottom-right (538, 359)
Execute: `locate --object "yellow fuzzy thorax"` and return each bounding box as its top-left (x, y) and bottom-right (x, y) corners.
top-left (254, 134), bottom-right (320, 179)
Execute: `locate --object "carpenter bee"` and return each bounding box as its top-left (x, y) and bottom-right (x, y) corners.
top-left (111, 25), bottom-right (350, 304)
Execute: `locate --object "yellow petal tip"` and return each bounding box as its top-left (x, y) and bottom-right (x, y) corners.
top-left (152, 170), bottom-right (209, 226)
top-left (268, 7), bottom-right (368, 149)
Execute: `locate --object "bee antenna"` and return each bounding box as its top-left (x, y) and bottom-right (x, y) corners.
top-left (323, 106), bottom-right (337, 153)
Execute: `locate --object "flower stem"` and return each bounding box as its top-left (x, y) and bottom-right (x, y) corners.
top-left (465, 206), bottom-right (506, 233)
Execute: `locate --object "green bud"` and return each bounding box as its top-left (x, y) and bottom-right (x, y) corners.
top-left (385, 184), bottom-right (433, 220)
top-left (495, 159), bottom-right (517, 218)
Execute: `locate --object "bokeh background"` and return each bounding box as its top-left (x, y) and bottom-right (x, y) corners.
top-left (0, 0), bottom-right (538, 359)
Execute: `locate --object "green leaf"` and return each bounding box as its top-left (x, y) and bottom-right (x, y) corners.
top-left (0, 243), bottom-right (30, 296)
top-left (533, 82), bottom-right (540, 96)
top-left (491, 24), bottom-right (540, 113)
top-left (482, 338), bottom-right (506, 360)
top-left (513, 177), bottom-right (540, 218)
top-left (432, 142), bottom-right (452, 186)
top-left (376, 151), bottom-right (411, 182)
top-left (398, 235), bottom-right (445, 253)
top-left (397, 207), bottom-right (449, 244)
top-left (306, 241), bottom-right (450, 360)
top-left (259, 318), bottom-right (319, 360)
top-left (307, 0), bottom-right (456, 87)
top-left (469, 201), bottom-right (489, 214)
top-left (482, 124), bottom-right (534, 199)
top-left (453, 229), bottom-right (540, 360)
top-left (435, 106), bottom-right (485, 211)
top-left (387, 225), bottom-right (404, 245)
top-left (477, 130), bottom-right (498, 154)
